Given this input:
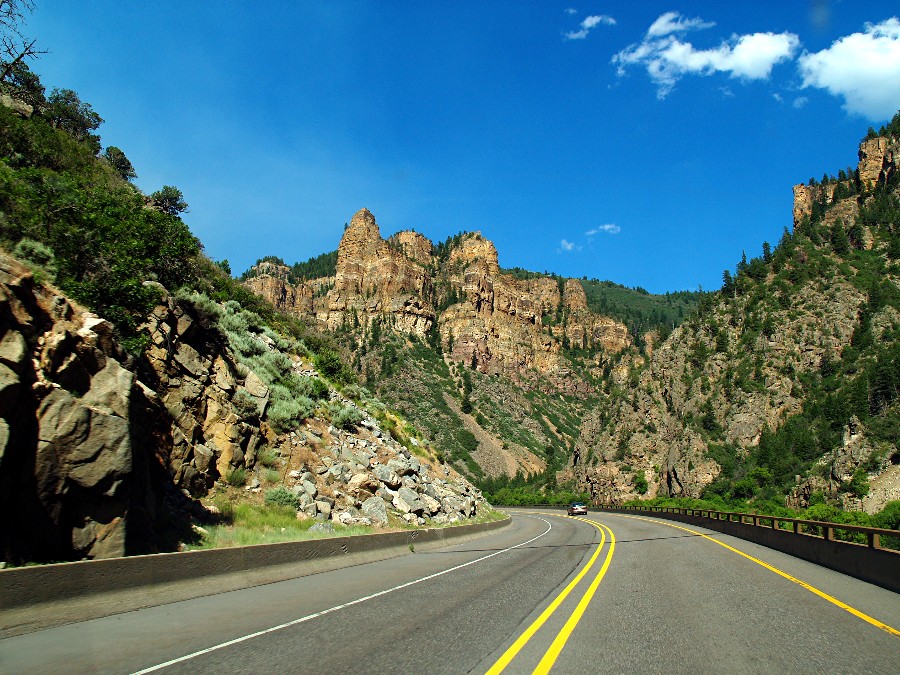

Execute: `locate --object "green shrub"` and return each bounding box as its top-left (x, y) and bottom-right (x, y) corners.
top-left (873, 501), bottom-right (900, 550)
top-left (294, 375), bottom-right (329, 401)
top-left (224, 467), bottom-right (247, 486)
top-left (220, 310), bottom-right (251, 334)
top-left (230, 332), bottom-right (266, 358)
top-left (231, 388), bottom-right (259, 421)
top-left (13, 238), bottom-right (57, 282)
top-left (263, 468), bottom-right (281, 484)
top-left (633, 472), bottom-right (648, 494)
top-left (264, 487), bottom-right (301, 509)
top-left (315, 349), bottom-right (353, 384)
top-left (267, 396), bottom-right (315, 433)
top-left (257, 448), bottom-right (279, 468)
top-left (330, 403), bottom-right (364, 430)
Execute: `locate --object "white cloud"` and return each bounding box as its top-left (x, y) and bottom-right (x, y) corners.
top-left (565, 14), bottom-right (616, 41)
top-left (798, 18), bottom-right (900, 120)
top-left (773, 92), bottom-right (784, 103)
top-left (565, 7), bottom-right (578, 16)
top-left (559, 239), bottom-right (576, 252)
top-left (586, 224), bottom-right (620, 235)
top-left (647, 11), bottom-right (715, 38)
top-left (793, 96), bottom-right (808, 109)
top-left (613, 12), bottom-right (799, 98)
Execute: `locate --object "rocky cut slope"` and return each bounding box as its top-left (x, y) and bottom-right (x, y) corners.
top-left (0, 252), bottom-right (488, 563)
top-left (572, 120), bottom-right (900, 513)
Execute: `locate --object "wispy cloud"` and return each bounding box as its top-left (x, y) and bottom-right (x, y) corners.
top-left (613, 11), bottom-right (799, 98)
top-left (647, 11), bottom-right (715, 38)
top-left (585, 224), bottom-right (621, 236)
top-left (772, 92), bottom-right (784, 103)
top-left (793, 96), bottom-right (809, 109)
top-left (798, 17), bottom-right (900, 120)
top-left (559, 238), bottom-right (578, 252)
top-left (565, 7), bottom-right (578, 16)
top-left (565, 13), bottom-right (616, 41)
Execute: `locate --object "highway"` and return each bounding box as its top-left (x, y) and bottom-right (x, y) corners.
top-left (1, 510), bottom-right (898, 674)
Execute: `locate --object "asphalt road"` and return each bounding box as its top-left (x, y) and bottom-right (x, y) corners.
top-left (1, 511), bottom-right (898, 674)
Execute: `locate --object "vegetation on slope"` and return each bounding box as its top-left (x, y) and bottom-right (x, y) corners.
top-left (696, 135), bottom-right (900, 503)
top-left (572, 112), bottom-right (900, 521)
top-left (504, 266), bottom-right (703, 344)
top-left (240, 250), bottom-right (339, 284)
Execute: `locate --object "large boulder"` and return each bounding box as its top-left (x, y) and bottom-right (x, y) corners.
top-left (361, 495), bottom-right (389, 525)
top-left (0, 254), bottom-right (177, 563)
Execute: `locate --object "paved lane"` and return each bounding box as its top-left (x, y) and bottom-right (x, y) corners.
top-left (2, 511), bottom-right (897, 674)
top-left (0, 514), bottom-right (599, 674)
top-left (479, 511), bottom-right (899, 674)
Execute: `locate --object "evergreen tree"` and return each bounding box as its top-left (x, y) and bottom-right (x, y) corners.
top-left (830, 221), bottom-right (850, 255)
top-left (721, 269), bottom-right (734, 296)
top-left (150, 185), bottom-right (188, 216)
top-left (45, 87), bottom-right (103, 151)
top-left (102, 145), bottom-right (136, 181)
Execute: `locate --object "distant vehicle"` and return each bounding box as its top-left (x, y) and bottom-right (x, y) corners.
top-left (567, 502), bottom-right (588, 516)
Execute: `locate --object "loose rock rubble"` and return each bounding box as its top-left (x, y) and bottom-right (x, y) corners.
top-left (272, 409), bottom-right (484, 527)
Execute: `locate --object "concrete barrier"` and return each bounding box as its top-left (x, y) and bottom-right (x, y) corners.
top-left (0, 517), bottom-right (510, 637)
top-left (597, 508), bottom-right (900, 593)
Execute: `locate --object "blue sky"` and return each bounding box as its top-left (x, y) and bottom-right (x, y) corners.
top-left (24, 2), bottom-right (900, 293)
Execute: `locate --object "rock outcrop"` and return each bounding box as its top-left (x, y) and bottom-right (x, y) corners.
top-left (576, 131), bottom-right (900, 508)
top-left (0, 254), bottom-right (168, 562)
top-left (793, 134), bottom-right (898, 229)
top-left (139, 290), bottom-right (270, 497)
top-left (245, 209), bottom-right (630, 390)
top-left (1, 249), bottom-right (491, 564)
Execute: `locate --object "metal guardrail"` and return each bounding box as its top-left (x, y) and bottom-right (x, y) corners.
top-left (495, 503), bottom-right (899, 552)
top-left (595, 505), bottom-right (899, 552)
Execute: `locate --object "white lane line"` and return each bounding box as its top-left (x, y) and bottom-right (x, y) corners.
top-left (133, 518), bottom-right (553, 674)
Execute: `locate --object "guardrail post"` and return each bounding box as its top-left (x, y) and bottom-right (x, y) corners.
top-left (793, 521), bottom-right (800, 534)
top-left (824, 526), bottom-right (834, 541)
top-left (868, 532), bottom-right (881, 549)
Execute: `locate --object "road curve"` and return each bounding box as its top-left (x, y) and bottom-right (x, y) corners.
top-left (1, 510), bottom-right (898, 674)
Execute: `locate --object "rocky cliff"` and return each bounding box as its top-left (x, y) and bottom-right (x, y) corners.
top-left (245, 208), bottom-right (630, 392)
top-left (1, 252), bottom-right (488, 564)
top-left (573, 130), bottom-right (900, 512)
top-left (0, 253), bottom-right (167, 562)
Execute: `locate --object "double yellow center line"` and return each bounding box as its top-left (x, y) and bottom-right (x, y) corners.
top-left (486, 514), bottom-right (616, 674)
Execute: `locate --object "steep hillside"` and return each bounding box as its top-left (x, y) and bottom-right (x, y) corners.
top-left (243, 209), bottom-right (642, 479)
top-left (0, 75), bottom-right (489, 565)
top-left (573, 116), bottom-right (900, 514)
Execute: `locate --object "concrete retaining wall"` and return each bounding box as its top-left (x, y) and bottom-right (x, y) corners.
top-left (601, 508), bottom-right (900, 593)
top-left (0, 517), bottom-right (510, 637)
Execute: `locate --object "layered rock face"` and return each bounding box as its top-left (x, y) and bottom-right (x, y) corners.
top-left (439, 234), bottom-right (628, 389)
top-left (0, 254), bottom-right (165, 562)
top-left (792, 135), bottom-right (897, 229)
top-left (324, 209), bottom-right (434, 334)
top-left (574, 132), bottom-right (900, 507)
top-left (245, 209), bottom-right (435, 335)
top-left (246, 209), bottom-right (630, 388)
top-left (140, 291), bottom-right (270, 497)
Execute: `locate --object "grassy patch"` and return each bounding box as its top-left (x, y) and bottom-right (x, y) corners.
top-left (187, 501), bottom-right (374, 549)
